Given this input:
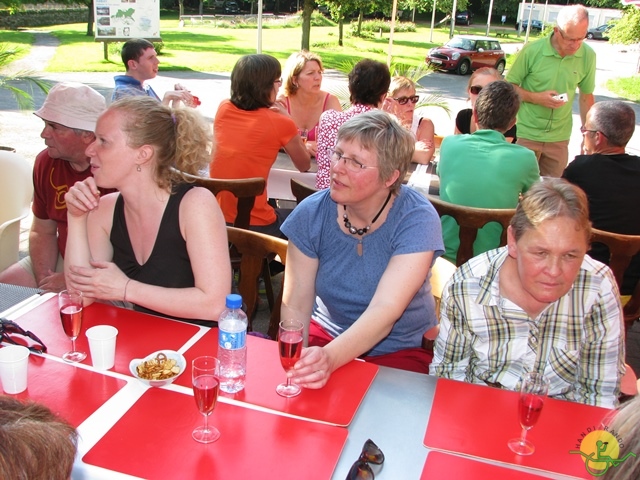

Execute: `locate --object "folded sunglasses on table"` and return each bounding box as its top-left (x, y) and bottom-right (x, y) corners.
top-left (0, 318), bottom-right (47, 354)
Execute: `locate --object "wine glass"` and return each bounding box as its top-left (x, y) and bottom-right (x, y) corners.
top-left (508, 372), bottom-right (550, 455)
top-left (192, 356), bottom-right (221, 443)
top-left (276, 319), bottom-right (304, 398)
top-left (298, 128), bottom-right (308, 145)
top-left (58, 290), bottom-right (86, 363)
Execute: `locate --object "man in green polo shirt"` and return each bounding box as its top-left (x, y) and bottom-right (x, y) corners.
top-left (506, 5), bottom-right (595, 177)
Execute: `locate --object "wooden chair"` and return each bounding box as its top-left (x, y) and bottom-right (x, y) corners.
top-left (179, 172), bottom-right (282, 310)
top-left (422, 256), bottom-right (457, 350)
top-left (226, 226), bottom-right (288, 338)
top-left (590, 228), bottom-right (640, 332)
top-left (180, 173), bottom-right (265, 229)
top-left (290, 178), bottom-right (318, 204)
top-left (427, 196), bottom-right (516, 267)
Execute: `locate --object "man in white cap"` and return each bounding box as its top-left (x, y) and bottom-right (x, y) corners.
top-left (0, 82), bottom-right (114, 292)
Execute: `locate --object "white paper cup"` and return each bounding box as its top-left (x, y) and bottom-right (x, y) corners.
top-left (86, 325), bottom-right (118, 370)
top-left (0, 345), bottom-right (29, 394)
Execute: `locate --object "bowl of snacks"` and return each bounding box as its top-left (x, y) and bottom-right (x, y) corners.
top-left (129, 350), bottom-right (186, 387)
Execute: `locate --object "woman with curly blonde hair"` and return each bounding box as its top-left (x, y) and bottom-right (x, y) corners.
top-left (64, 96), bottom-right (230, 326)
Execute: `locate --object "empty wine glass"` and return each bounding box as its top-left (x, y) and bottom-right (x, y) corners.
top-left (192, 356), bottom-right (221, 443)
top-left (276, 319), bottom-right (303, 398)
top-left (508, 372), bottom-right (550, 455)
top-left (58, 290), bottom-right (86, 363)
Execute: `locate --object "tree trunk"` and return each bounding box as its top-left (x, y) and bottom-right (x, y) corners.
top-left (275, 0), bottom-right (280, 14)
top-left (300, 0), bottom-right (313, 50)
top-left (86, 0), bottom-right (94, 36)
top-left (357, 8), bottom-right (363, 36)
top-left (339, 17), bottom-right (343, 46)
top-left (179, 0), bottom-right (184, 19)
top-left (199, 0), bottom-right (203, 14)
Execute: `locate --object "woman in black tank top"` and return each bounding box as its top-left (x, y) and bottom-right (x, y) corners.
top-left (64, 96), bottom-right (231, 326)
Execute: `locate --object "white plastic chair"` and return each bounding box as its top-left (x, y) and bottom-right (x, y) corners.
top-left (0, 149), bottom-right (33, 271)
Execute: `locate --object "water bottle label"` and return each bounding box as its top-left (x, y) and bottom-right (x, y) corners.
top-left (219, 330), bottom-right (246, 350)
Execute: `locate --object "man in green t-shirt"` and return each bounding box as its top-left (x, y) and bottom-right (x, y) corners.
top-left (506, 5), bottom-right (595, 178)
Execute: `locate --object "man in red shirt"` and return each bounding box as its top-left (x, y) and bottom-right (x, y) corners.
top-left (0, 82), bottom-right (112, 292)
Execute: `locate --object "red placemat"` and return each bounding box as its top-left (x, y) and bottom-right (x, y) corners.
top-left (423, 378), bottom-right (611, 479)
top-left (175, 329), bottom-right (378, 426)
top-left (7, 355), bottom-right (126, 427)
top-left (421, 451), bottom-right (551, 479)
top-left (13, 298), bottom-right (200, 376)
top-left (82, 387), bottom-right (348, 480)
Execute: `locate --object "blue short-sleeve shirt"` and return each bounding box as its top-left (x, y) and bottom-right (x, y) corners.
top-left (281, 185), bottom-right (444, 356)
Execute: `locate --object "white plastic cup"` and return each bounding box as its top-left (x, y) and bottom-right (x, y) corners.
top-left (0, 345), bottom-right (30, 394)
top-left (85, 325), bottom-right (118, 370)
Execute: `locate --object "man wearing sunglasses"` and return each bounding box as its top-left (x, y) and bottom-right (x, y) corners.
top-left (506, 4), bottom-right (595, 178)
top-left (563, 101), bottom-right (640, 297)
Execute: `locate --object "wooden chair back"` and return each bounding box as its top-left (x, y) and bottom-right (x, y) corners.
top-left (226, 226), bottom-right (288, 338)
top-left (180, 172), bottom-right (265, 229)
top-left (428, 196), bottom-right (516, 267)
top-left (590, 228), bottom-right (640, 331)
top-left (290, 178), bottom-right (318, 204)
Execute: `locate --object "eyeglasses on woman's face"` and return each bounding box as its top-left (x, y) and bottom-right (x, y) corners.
top-left (391, 95), bottom-right (419, 105)
top-left (328, 148), bottom-right (379, 173)
top-left (469, 85), bottom-right (483, 95)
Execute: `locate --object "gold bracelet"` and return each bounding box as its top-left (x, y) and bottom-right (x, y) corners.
top-left (124, 278), bottom-right (131, 303)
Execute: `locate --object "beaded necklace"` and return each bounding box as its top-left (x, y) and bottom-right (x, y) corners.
top-left (343, 191), bottom-right (392, 256)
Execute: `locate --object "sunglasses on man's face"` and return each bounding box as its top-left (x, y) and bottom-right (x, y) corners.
top-left (392, 95), bottom-right (419, 105)
top-left (0, 318), bottom-right (47, 354)
top-left (346, 439), bottom-right (385, 480)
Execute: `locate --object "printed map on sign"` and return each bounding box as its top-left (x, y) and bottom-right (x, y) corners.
top-left (94, 0), bottom-right (160, 39)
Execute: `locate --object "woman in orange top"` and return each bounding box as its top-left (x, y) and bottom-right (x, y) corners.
top-left (210, 54), bottom-right (310, 238)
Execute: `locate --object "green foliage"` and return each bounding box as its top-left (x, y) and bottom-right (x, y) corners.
top-left (430, 0), bottom-right (468, 16)
top-left (583, 0), bottom-right (622, 9)
top-left (351, 20), bottom-right (416, 35)
top-left (0, 43), bottom-right (51, 109)
top-left (608, 7), bottom-right (640, 45)
top-left (310, 10), bottom-right (335, 26)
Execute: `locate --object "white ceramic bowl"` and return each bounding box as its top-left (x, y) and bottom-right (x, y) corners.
top-left (129, 350), bottom-right (186, 387)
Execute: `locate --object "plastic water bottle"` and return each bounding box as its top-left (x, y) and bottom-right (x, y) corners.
top-left (218, 294), bottom-right (247, 393)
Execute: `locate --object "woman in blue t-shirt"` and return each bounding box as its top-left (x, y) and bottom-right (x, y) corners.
top-left (280, 110), bottom-right (444, 389)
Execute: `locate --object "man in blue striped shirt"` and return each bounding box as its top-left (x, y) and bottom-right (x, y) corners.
top-left (430, 178), bottom-right (625, 408)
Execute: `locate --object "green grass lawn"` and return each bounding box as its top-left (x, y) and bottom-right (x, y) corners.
top-left (1, 15), bottom-right (527, 73)
top-left (607, 76), bottom-right (640, 103)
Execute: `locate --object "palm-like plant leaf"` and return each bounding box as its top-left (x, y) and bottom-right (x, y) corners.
top-left (329, 58), bottom-right (450, 116)
top-left (0, 44), bottom-right (51, 110)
